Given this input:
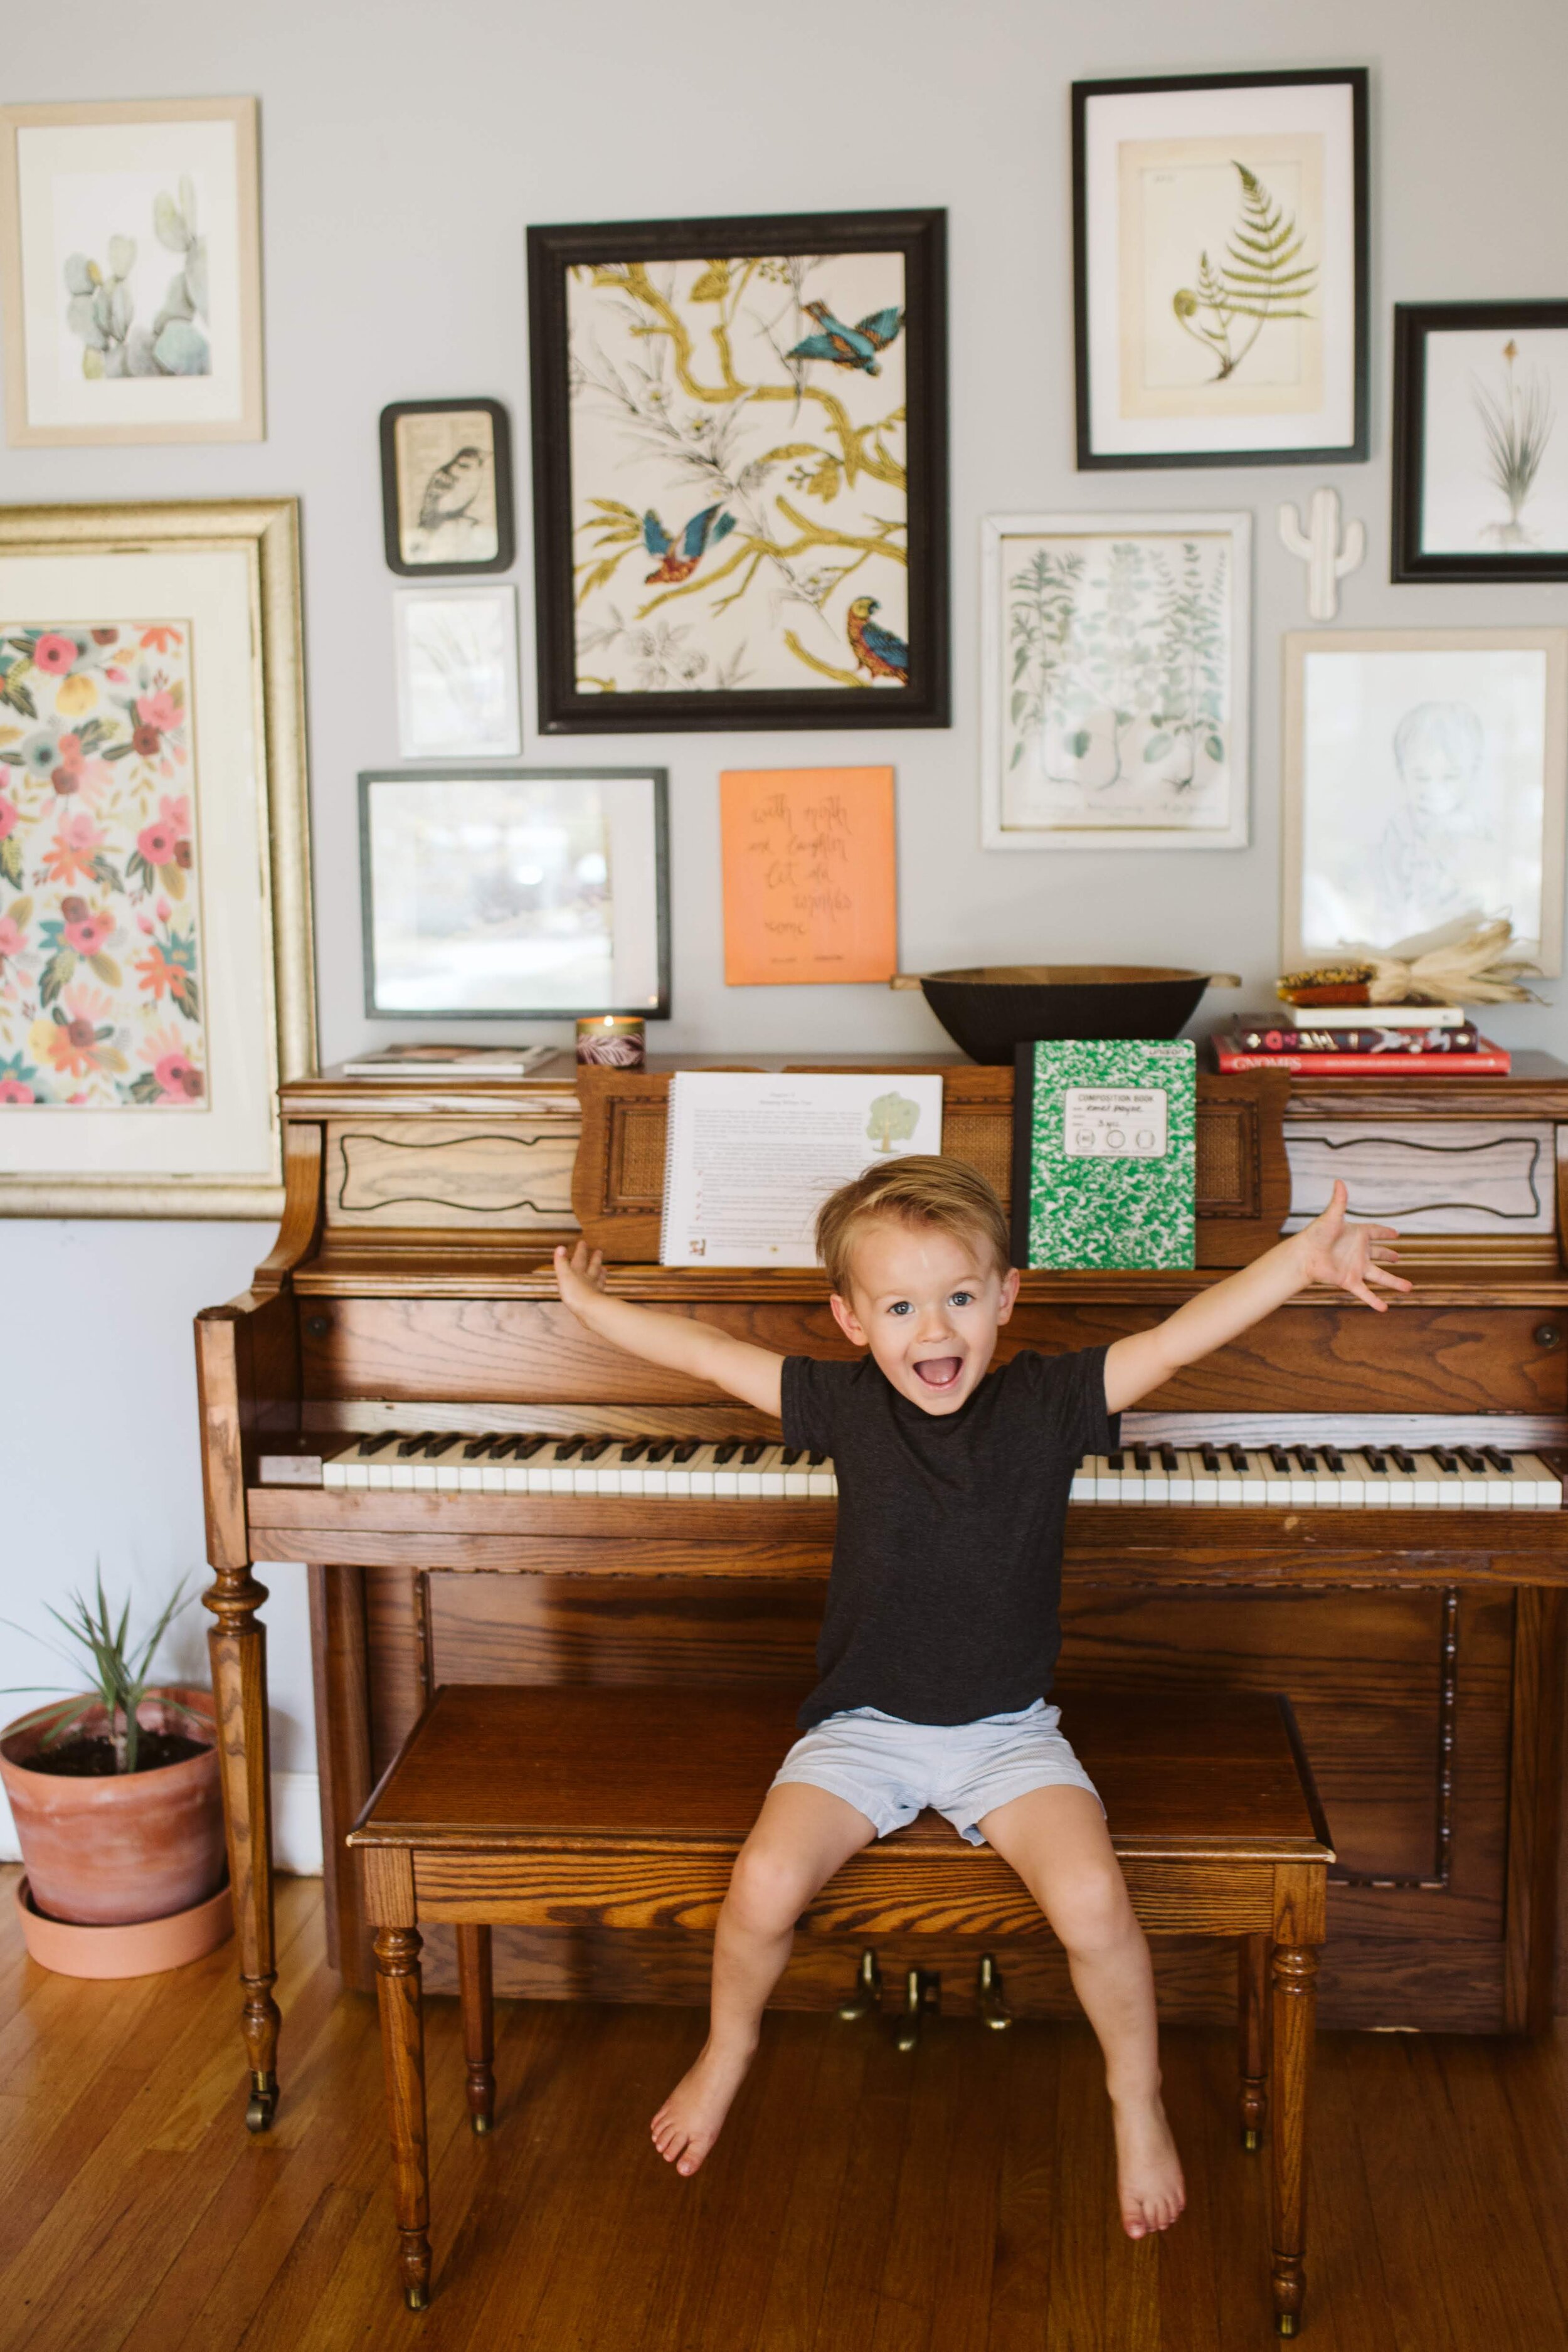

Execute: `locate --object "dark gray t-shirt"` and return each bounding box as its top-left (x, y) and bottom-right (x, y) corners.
top-left (781, 1345), bottom-right (1117, 1731)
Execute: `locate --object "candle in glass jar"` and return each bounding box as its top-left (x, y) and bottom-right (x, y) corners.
top-left (575, 1014), bottom-right (646, 1068)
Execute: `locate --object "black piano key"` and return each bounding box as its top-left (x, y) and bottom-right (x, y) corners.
top-left (1457, 1447), bottom-right (1486, 1473)
top-left (1483, 1444), bottom-right (1515, 1472)
top-left (1293, 1447), bottom-right (1318, 1472)
top-left (1361, 1448), bottom-right (1387, 1473)
top-left (1322, 1446), bottom-right (1345, 1473)
top-left (581, 1438), bottom-right (613, 1461)
top-left (1227, 1446), bottom-right (1249, 1472)
top-left (780, 1448), bottom-right (803, 1466)
top-left (619, 1439), bottom-right (650, 1461)
top-left (1106, 1450), bottom-right (1125, 1471)
top-left (1390, 1447), bottom-right (1417, 1473)
top-left (514, 1436), bottom-right (549, 1460)
top-left (1132, 1445), bottom-right (1152, 1472)
top-left (1158, 1444), bottom-right (1179, 1472)
top-left (712, 1441), bottom-right (739, 1465)
top-left (422, 1434), bottom-right (459, 1458)
top-left (807, 1451), bottom-right (828, 1468)
top-left (647, 1440), bottom-right (677, 1462)
top-left (396, 1431), bottom-right (433, 1458)
top-left (1200, 1444), bottom-right (1222, 1472)
top-left (462, 1436), bottom-right (499, 1459)
top-left (672, 1440), bottom-right (700, 1463)
top-left (358, 1432), bottom-right (396, 1457)
top-left (1431, 1446), bottom-right (1459, 1473)
top-left (554, 1437), bottom-right (586, 1461)
top-left (1267, 1446), bottom-right (1291, 1473)
top-left (741, 1443), bottom-right (767, 1465)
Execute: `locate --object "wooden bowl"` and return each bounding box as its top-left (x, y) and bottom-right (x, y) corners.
top-left (906, 965), bottom-right (1230, 1065)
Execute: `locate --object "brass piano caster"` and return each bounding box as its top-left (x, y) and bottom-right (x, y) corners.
top-left (1274, 2317), bottom-right (1298, 2339)
top-left (245, 2071), bottom-right (278, 2132)
top-left (405, 2284), bottom-right (429, 2312)
top-left (894, 1968), bottom-right (940, 2053)
top-left (977, 1952), bottom-right (1013, 2031)
top-left (838, 1947), bottom-right (882, 2022)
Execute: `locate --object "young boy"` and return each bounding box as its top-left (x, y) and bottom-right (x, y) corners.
top-left (553, 1155), bottom-right (1405, 2238)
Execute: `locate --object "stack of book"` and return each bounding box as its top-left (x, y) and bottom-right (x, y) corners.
top-left (1213, 1005), bottom-right (1511, 1076)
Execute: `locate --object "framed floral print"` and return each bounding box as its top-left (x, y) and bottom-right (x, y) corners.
top-left (1072, 70), bottom-right (1368, 469)
top-left (379, 397), bottom-right (516, 576)
top-left (526, 208), bottom-right (949, 730)
top-left (0, 98), bottom-right (264, 447)
top-left (1392, 302), bottom-right (1568, 583)
top-left (0, 500), bottom-right (315, 1215)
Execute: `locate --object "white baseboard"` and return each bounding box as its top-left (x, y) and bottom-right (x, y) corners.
top-left (0, 1769), bottom-right (323, 1878)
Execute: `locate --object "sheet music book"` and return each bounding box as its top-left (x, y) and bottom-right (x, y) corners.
top-left (660, 1071), bottom-right (945, 1268)
top-left (1011, 1040), bottom-right (1197, 1270)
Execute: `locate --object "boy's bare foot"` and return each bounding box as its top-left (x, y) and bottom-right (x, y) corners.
top-left (650, 2037), bottom-right (756, 2176)
top-left (1112, 2090), bottom-right (1185, 2238)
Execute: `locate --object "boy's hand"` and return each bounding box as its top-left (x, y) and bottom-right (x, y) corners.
top-left (1292, 1179), bottom-right (1411, 1312)
top-left (554, 1239), bottom-right (608, 1325)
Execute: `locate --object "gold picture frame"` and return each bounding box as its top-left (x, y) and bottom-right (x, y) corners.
top-left (0, 499), bottom-right (315, 1216)
top-left (0, 97), bottom-right (264, 447)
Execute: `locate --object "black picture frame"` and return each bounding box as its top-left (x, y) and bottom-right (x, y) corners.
top-left (379, 398), bottom-right (516, 577)
top-left (1071, 69), bottom-right (1369, 471)
top-left (358, 765), bottom-right (670, 1021)
top-left (1392, 301), bottom-right (1568, 582)
top-left (526, 208), bottom-right (950, 731)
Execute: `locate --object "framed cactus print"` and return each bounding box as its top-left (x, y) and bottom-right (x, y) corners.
top-left (1072, 71), bottom-right (1368, 469)
top-left (0, 98), bottom-right (263, 447)
top-left (1392, 302), bottom-right (1568, 583)
top-left (0, 500), bottom-right (315, 1216)
top-left (526, 208), bottom-right (950, 731)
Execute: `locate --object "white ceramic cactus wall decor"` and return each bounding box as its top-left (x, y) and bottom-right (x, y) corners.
top-left (1277, 487), bottom-right (1365, 621)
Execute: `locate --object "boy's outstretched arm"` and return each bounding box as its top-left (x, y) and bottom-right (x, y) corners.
top-left (553, 1240), bottom-right (783, 1418)
top-left (1103, 1179), bottom-right (1410, 1416)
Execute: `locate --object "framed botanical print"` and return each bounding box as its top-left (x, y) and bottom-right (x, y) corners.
top-left (1072, 70), bottom-right (1368, 469)
top-left (527, 209), bottom-right (949, 731)
top-left (393, 584), bottom-right (522, 758)
top-left (980, 511), bottom-right (1251, 850)
top-left (0, 500), bottom-right (315, 1214)
top-left (379, 398), bottom-right (515, 575)
top-left (1392, 302), bottom-right (1568, 582)
top-left (359, 766), bottom-right (669, 1019)
top-left (1281, 628), bottom-right (1568, 976)
top-left (0, 98), bottom-right (264, 447)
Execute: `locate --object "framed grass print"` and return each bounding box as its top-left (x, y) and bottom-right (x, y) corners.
top-left (0, 499), bottom-right (315, 1215)
top-left (379, 398), bottom-right (515, 576)
top-left (980, 511), bottom-right (1251, 850)
top-left (1072, 71), bottom-right (1368, 469)
top-left (1281, 628), bottom-right (1568, 976)
top-left (1392, 302), bottom-right (1568, 582)
top-left (359, 766), bottom-right (669, 1018)
top-left (393, 584), bottom-right (522, 758)
top-left (527, 209), bottom-right (949, 731)
top-left (0, 98), bottom-right (263, 447)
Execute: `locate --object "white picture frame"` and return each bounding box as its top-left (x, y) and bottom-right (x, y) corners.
top-left (980, 510), bottom-right (1251, 852)
top-left (393, 583), bottom-right (521, 760)
top-left (1281, 629), bottom-right (1568, 977)
top-left (0, 97), bottom-right (263, 448)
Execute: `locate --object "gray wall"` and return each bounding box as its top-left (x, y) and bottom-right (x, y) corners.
top-left (3, 0), bottom-right (1566, 1850)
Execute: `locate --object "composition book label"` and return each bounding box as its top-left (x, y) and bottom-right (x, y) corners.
top-left (1012, 1041), bottom-right (1197, 1269)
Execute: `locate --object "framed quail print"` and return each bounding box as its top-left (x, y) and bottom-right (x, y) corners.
top-left (1072, 70), bottom-right (1368, 469)
top-left (379, 397), bottom-right (516, 576)
top-left (526, 209), bottom-right (950, 731)
top-left (1392, 302), bottom-right (1568, 583)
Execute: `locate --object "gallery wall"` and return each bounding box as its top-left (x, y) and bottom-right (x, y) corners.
top-left (2, 0), bottom-right (1565, 1863)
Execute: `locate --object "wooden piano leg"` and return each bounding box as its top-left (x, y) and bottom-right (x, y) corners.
top-left (1239, 1932), bottom-right (1269, 2151)
top-left (1269, 1942), bottom-right (1317, 2337)
top-left (375, 1926), bottom-right (432, 2311)
top-left (206, 1559), bottom-right (279, 2132)
top-left (457, 1924), bottom-right (495, 2134)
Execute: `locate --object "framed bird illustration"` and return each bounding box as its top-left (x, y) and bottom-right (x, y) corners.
top-left (527, 208), bottom-right (950, 731)
top-left (379, 397), bottom-right (517, 576)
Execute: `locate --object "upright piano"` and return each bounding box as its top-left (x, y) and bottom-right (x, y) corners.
top-left (195, 1052), bottom-right (1568, 2128)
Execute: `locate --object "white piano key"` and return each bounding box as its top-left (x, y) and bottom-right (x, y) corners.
top-left (1167, 1451), bottom-right (1197, 1505)
top-left (1069, 1470), bottom-right (1094, 1502)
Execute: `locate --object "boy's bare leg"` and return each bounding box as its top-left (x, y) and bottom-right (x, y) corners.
top-left (652, 1780), bottom-right (877, 2176)
top-left (979, 1784), bottom-right (1185, 2239)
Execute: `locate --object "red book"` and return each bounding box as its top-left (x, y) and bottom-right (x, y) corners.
top-left (1213, 1039), bottom-right (1511, 1076)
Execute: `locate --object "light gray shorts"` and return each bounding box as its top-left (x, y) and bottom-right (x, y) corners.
top-left (769, 1697), bottom-right (1103, 1847)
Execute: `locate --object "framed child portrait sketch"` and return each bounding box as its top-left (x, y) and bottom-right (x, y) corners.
top-left (359, 766), bottom-right (669, 1019)
top-left (1072, 70), bottom-right (1368, 469)
top-left (379, 398), bottom-right (516, 576)
top-left (1392, 302), bottom-right (1568, 583)
top-left (0, 499), bottom-right (315, 1216)
top-left (0, 97), bottom-right (264, 447)
top-left (980, 510), bottom-right (1251, 850)
top-left (393, 583), bottom-right (522, 759)
top-left (1281, 628), bottom-right (1568, 976)
top-left (526, 208), bottom-right (950, 731)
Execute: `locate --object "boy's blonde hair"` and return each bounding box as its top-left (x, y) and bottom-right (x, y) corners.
top-left (815, 1155), bottom-right (1012, 1298)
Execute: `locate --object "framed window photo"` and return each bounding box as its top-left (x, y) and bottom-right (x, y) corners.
top-left (527, 208), bottom-right (949, 731)
top-left (980, 510), bottom-right (1251, 850)
top-left (359, 766), bottom-right (669, 1019)
top-left (1072, 70), bottom-right (1368, 470)
top-left (0, 499), bottom-right (315, 1216)
top-left (0, 97), bottom-right (263, 447)
top-left (1282, 629), bottom-right (1568, 976)
top-left (1393, 303), bottom-right (1568, 582)
top-left (379, 398), bottom-right (515, 576)
top-left (393, 583), bottom-right (522, 759)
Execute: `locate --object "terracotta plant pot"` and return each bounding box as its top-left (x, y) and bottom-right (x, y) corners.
top-left (0, 1683), bottom-right (225, 1927)
top-left (14, 1873), bottom-right (231, 1979)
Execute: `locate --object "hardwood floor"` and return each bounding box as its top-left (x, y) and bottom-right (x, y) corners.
top-left (1, 1866), bottom-right (1565, 2350)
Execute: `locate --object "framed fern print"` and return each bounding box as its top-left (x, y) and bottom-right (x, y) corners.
top-left (980, 511), bottom-right (1251, 850)
top-left (1072, 71), bottom-right (1368, 469)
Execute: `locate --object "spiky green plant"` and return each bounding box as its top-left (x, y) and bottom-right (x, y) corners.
top-left (1, 1570), bottom-right (203, 1774)
top-left (1172, 162), bottom-right (1318, 383)
top-left (1472, 340), bottom-right (1555, 544)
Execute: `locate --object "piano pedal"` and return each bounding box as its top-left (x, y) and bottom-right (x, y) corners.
top-left (837, 1947), bottom-right (882, 2022)
top-left (245, 2070), bottom-right (278, 2133)
top-left (894, 1968), bottom-right (940, 2053)
top-left (977, 1952), bottom-right (1013, 2032)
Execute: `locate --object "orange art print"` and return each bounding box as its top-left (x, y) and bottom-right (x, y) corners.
top-left (720, 766), bottom-right (896, 987)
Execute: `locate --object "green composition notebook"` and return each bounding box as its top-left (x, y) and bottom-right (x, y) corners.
top-left (1010, 1039), bottom-right (1197, 1270)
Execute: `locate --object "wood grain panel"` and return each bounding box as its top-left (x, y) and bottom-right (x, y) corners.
top-left (324, 1116), bottom-right (578, 1230)
top-left (364, 1564), bottom-right (428, 1780)
top-left (428, 1571), bottom-right (822, 1688)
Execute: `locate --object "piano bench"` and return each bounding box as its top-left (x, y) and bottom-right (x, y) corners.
top-left (349, 1683), bottom-right (1333, 2333)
